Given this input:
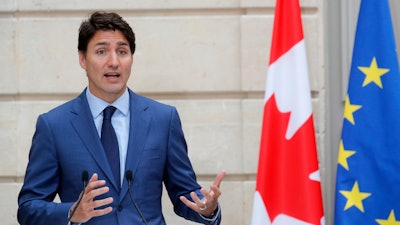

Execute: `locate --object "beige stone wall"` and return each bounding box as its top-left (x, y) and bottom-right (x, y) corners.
top-left (0, 0), bottom-right (326, 224)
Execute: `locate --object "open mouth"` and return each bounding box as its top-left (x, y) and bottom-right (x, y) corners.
top-left (104, 73), bottom-right (120, 78)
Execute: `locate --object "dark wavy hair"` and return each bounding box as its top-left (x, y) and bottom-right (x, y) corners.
top-left (78, 11), bottom-right (136, 55)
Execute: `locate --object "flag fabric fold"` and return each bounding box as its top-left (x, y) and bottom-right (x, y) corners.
top-left (251, 0), bottom-right (324, 225)
top-left (334, 0), bottom-right (400, 224)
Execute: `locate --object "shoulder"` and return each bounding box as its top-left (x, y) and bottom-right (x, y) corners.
top-left (128, 90), bottom-right (183, 125)
top-left (40, 91), bottom-right (87, 121)
top-left (129, 89), bottom-right (176, 113)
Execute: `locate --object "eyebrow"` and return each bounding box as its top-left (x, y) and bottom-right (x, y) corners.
top-left (94, 41), bottom-right (129, 47)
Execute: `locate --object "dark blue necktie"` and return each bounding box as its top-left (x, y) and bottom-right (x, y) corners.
top-left (101, 106), bottom-right (120, 188)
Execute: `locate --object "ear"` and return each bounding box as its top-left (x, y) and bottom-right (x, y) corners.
top-left (78, 51), bottom-right (87, 70)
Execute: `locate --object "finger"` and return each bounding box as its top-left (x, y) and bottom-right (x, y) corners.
top-left (85, 186), bottom-right (110, 201)
top-left (180, 193), bottom-right (212, 217)
top-left (89, 173), bottom-right (98, 183)
top-left (91, 206), bottom-right (113, 217)
top-left (74, 193), bottom-right (112, 222)
top-left (92, 186), bottom-right (110, 197)
top-left (213, 170), bottom-right (226, 188)
top-left (92, 197), bottom-right (113, 209)
top-left (179, 196), bottom-right (193, 207)
top-left (190, 191), bottom-right (204, 204)
top-left (85, 180), bottom-right (107, 194)
top-left (200, 188), bottom-right (211, 199)
top-left (191, 191), bottom-right (208, 209)
top-left (209, 184), bottom-right (221, 199)
top-left (180, 195), bottom-right (201, 212)
top-left (76, 205), bottom-right (113, 222)
top-left (200, 187), bottom-right (218, 210)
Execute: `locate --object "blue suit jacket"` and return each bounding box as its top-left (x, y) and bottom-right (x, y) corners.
top-left (18, 89), bottom-right (221, 225)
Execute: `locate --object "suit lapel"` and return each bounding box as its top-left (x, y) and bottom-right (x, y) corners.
top-left (70, 91), bottom-right (120, 190)
top-left (120, 90), bottom-right (151, 201)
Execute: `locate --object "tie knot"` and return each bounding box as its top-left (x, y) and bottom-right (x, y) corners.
top-left (103, 106), bottom-right (117, 120)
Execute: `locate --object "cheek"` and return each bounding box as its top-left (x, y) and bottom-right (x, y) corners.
top-left (86, 66), bottom-right (105, 82)
top-left (87, 61), bottom-right (104, 73)
top-left (122, 61), bottom-right (133, 74)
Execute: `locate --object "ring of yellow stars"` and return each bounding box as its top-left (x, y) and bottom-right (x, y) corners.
top-left (337, 140), bottom-right (356, 170)
top-left (358, 57), bottom-right (389, 88)
top-left (343, 96), bottom-right (362, 125)
top-left (339, 181), bottom-right (371, 212)
top-left (376, 210), bottom-right (400, 225)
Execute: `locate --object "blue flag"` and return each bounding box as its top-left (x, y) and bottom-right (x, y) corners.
top-left (334, 0), bottom-right (400, 224)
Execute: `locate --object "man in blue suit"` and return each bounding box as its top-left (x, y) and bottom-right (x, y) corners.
top-left (17, 11), bottom-right (225, 225)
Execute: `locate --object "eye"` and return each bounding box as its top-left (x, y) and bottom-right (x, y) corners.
top-left (118, 49), bottom-right (128, 55)
top-left (97, 49), bottom-right (105, 55)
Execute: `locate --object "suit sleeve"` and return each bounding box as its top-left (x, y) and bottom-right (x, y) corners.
top-left (164, 107), bottom-right (221, 225)
top-left (17, 115), bottom-right (73, 225)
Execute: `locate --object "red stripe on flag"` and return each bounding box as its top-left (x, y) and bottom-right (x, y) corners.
top-left (269, 0), bottom-right (304, 65)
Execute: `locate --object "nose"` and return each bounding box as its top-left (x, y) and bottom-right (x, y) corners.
top-left (107, 52), bottom-right (119, 68)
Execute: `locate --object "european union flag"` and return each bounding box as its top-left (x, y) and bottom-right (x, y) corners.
top-left (334, 0), bottom-right (400, 224)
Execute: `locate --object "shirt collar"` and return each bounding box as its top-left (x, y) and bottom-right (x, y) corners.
top-left (86, 87), bottom-right (130, 119)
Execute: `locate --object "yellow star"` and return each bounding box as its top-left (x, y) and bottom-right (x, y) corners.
top-left (343, 95), bottom-right (362, 125)
top-left (337, 140), bottom-right (356, 170)
top-left (340, 181), bottom-right (371, 212)
top-left (376, 210), bottom-right (400, 225)
top-left (358, 57), bottom-right (389, 88)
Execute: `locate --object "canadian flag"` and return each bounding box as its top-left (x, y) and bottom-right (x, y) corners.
top-left (251, 1), bottom-right (324, 225)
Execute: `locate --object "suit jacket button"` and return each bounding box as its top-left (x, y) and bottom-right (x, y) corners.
top-left (118, 205), bottom-right (123, 211)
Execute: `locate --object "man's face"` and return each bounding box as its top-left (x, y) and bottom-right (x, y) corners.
top-left (79, 30), bottom-right (133, 103)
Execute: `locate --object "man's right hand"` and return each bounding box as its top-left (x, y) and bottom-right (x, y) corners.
top-left (70, 173), bottom-right (113, 223)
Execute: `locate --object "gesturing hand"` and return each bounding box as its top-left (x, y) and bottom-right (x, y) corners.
top-left (180, 170), bottom-right (226, 218)
top-left (70, 173), bottom-right (114, 223)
